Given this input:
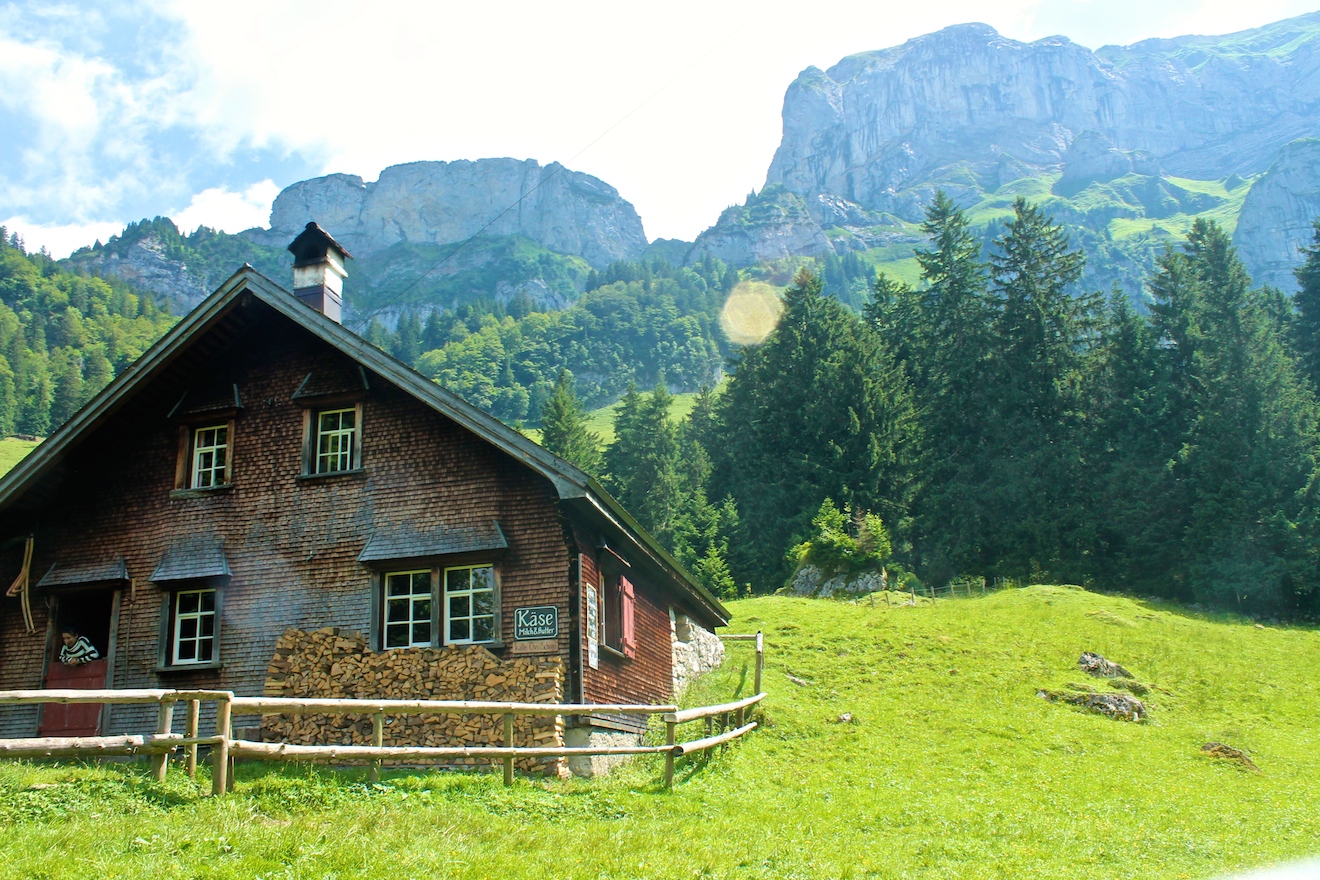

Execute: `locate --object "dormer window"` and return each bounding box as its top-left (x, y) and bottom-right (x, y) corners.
top-left (315, 407), bottom-right (358, 473)
top-left (191, 426), bottom-right (229, 488)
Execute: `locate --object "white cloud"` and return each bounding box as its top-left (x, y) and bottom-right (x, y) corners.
top-left (171, 180), bottom-right (279, 235)
top-left (0, 216), bottom-right (124, 258)
top-left (5, 0), bottom-right (1320, 246)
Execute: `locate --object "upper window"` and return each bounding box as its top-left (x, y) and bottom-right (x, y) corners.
top-left (191, 425), bottom-right (229, 488)
top-left (172, 588), bottom-right (216, 664)
top-left (445, 565), bottom-right (496, 644)
top-left (315, 408), bottom-right (358, 473)
top-left (384, 570), bottom-right (433, 648)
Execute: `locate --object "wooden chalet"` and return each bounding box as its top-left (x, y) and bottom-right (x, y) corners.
top-left (0, 224), bottom-right (728, 776)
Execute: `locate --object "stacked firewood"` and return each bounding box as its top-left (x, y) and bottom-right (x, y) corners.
top-left (260, 627), bottom-right (566, 775)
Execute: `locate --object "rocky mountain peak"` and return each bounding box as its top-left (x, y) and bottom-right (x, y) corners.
top-left (257, 158), bottom-right (647, 269)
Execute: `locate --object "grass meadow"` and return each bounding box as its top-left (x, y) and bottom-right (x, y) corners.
top-left (1, 586), bottom-right (1317, 879)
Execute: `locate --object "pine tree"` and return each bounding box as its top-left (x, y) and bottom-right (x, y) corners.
top-left (1293, 220), bottom-right (1320, 386)
top-left (711, 268), bottom-right (918, 590)
top-left (977, 198), bottom-right (1095, 579)
top-left (394, 313), bottom-right (422, 365)
top-left (604, 383), bottom-right (684, 546)
top-left (538, 369), bottom-right (602, 474)
top-left (48, 351), bottom-right (83, 427)
top-left (1086, 291), bottom-right (1184, 593)
top-left (1156, 220), bottom-right (1319, 612)
top-left (906, 192), bottom-right (996, 580)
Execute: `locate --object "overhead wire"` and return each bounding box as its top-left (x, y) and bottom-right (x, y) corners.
top-left (349, 20), bottom-right (750, 332)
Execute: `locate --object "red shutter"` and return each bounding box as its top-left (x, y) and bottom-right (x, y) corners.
top-left (620, 576), bottom-right (637, 659)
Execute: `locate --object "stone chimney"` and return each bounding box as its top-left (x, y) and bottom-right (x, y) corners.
top-left (287, 222), bottom-right (352, 323)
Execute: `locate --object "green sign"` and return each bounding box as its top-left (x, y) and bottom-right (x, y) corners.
top-left (514, 605), bottom-right (558, 640)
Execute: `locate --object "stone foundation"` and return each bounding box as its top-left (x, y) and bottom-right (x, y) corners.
top-left (564, 726), bottom-right (644, 778)
top-left (671, 610), bottom-right (724, 695)
top-left (260, 627), bottom-right (567, 776)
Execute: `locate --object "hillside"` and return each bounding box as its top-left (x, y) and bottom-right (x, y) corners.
top-left (1, 587), bottom-right (1316, 878)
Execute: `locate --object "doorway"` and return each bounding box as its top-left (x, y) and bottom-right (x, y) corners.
top-left (40, 589), bottom-right (115, 736)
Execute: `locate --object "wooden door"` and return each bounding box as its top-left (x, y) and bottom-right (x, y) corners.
top-left (39, 658), bottom-right (108, 736)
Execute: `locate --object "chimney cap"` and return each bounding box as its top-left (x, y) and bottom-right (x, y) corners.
top-left (287, 221), bottom-right (353, 267)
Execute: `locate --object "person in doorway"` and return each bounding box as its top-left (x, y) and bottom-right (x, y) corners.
top-left (58, 626), bottom-right (100, 666)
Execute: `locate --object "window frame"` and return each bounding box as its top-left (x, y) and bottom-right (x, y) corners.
top-left (173, 419), bottom-right (236, 492)
top-left (156, 581), bottom-right (224, 670)
top-left (190, 424), bottom-right (230, 489)
top-left (443, 564), bottom-right (498, 646)
top-left (302, 402), bottom-right (364, 476)
top-left (382, 569), bottom-right (436, 649)
top-left (374, 562), bottom-right (500, 650)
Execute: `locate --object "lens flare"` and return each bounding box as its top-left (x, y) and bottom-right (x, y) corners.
top-left (720, 281), bottom-right (783, 345)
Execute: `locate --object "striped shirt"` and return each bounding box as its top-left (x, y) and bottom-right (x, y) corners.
top-left (59, 636), bottom-right (100, 665)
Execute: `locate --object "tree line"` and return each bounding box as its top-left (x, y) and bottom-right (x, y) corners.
top-left (361, 255), bottom-right (733, 423)
top-left (0, 229), bottom-right (176, 437)
top-left (542, 195), bottom-right (1320, 619)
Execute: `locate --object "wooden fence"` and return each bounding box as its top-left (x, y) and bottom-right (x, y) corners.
top-left (0, 632), bottom-right (765, 794)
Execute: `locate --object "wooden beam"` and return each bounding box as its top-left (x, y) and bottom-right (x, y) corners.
top-left (228, 741), bottom-right (672, 761)
top-left (675, 722), bottom-right (757, 756)
top-left (664, 692), bottom-right (765, 725)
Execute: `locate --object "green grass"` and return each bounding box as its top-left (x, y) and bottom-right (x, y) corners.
top-left (2, 585), bottom-right (1317, 878)
top-left (524, 383), bottom-right (722, 446)
top-left (0, 438), bottom-right (39, 478)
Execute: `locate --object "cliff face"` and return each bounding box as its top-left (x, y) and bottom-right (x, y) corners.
top-left (768, 18), bottom-right (1320, 211)
top-left (1234, 140), bottom-right (1320, 291)
top-left (695, 13), bottom-right (1320, 292)
top-left (260, 158), bottom-right (647, 269)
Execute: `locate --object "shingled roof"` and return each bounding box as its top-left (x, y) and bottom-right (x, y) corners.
top-left (0, 266), bottom-right (729, 626)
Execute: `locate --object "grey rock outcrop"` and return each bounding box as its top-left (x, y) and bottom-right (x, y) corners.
top-left (1233, 139), bottom-right (1320, 291)
top-left (262, 159), bottom-right (647, 269)
top-left (696, 13), bottom-right (1320, 282)
top-left (788, 564), bottom-right (887, 598)
top-left (768, 17), bottom-right (1320, 207)
top-left (81, 236), bottom-right (211, 311)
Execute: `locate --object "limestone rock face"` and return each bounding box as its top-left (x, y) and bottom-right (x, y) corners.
top-left (266, 159), bottom-right (647, 269)
top-left (695, 13), bottom-right (1320, 283)
top-left (1233, 139), bottom-right (1320, 291)
top-left (80, 235), bottom-right (211, 312)
top-left (767, 18), bottom-right (1320, 206)
top-left (788, 564), bottom-right (886, 598)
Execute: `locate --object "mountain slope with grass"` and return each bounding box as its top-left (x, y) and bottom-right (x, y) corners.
top-left (2, 586), bottom-right (1316, 879)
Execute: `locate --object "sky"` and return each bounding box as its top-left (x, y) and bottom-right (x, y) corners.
top-left (2, 0), bottom-right (1319, 257)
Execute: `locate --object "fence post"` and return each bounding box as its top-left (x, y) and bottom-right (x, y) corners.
top-left (664, 719), bottom-right (677, 788)
top-left (150, 698), bottom-right (175, 782)
top-left (185, 699), bottom-right (199, 779)
top-left (370, 712), bottom-right (384, 783)
top-left (211, 695), bottom-right (231, 797)
top-left (928, 583), bottom-right (935, 602)
top-left (502, 713), bottom-right (515, 787)
top-left (754, 631), bottom-right (764, 695)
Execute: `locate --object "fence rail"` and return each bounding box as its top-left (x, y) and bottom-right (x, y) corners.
top-left (0, 631), bottom-right (765, 794)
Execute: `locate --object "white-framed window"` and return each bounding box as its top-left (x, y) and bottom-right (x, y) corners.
top-left (173, 588), bottom-right (216, 664)
top-left (383, 570), bottom-right (433, 648)
top-left (191, 425), bottom-right (229, 488)
top-left (444, 564), bottom-right (496, 644)
top-left (315, 408), bottom-right (357, 473)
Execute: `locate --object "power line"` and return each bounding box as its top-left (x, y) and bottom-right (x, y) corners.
top-left (349, 21), bottom-right (749, 332)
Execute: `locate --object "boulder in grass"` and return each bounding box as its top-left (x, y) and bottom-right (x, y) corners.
top-left (1038, 689), bottom-right (1146, 722)
top-left (1201, 742), bottom-right (1258, 770)
top-left (1078, 652), bottom-right (1134, 679)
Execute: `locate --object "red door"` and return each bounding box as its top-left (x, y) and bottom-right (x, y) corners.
top-left (39, 659), bottom-right (107, 736)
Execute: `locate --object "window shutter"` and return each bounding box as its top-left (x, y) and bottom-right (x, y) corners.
top-left (620, 576), bottom-right (637, 658)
